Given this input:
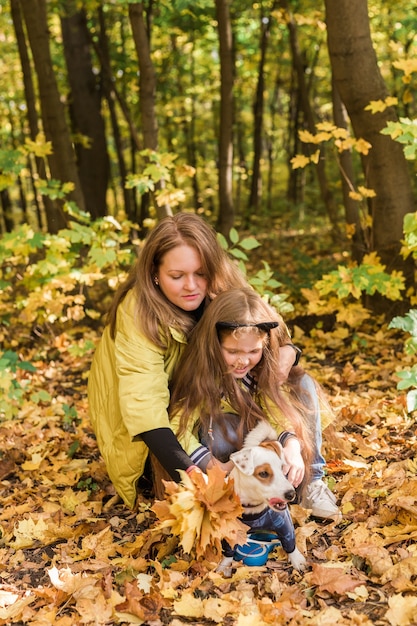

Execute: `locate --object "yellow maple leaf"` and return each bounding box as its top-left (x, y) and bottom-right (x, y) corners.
top-left (152, 466), bottom-right (248, 560)
top-left (355, 138), bottom-right (372, 155)
top-left (348, 190), bottom-right (362, 202)
top-left (332, 127), bottom-right (349, 139)
top-left (393, 59), bottom-right (417, 77)
top-left (316, 121), bottom-right (337, 133)
top-left (298, 129), bottom-right (316, 143)
top-left (403, 88), bottom-right (414, 105)
top-left (314, 131), bottom-right (333, 143)
top-left (11, 517), bottom-right (49, 549)
top-left (335, 137), bottom-right (355, 152)
top-left (357, 185), bottom-right (376, 198)
top-left (336, 303), bottom-right (370, 328)
top-left (23, 132), bottom-right (53, 157)
top-left (364, 99), bottom-right (388, 113)
top-left (56, 488), bottom-right (89, 513)
top-left (310, 149), bottom-right (320, 164)
top-left (385, 592), bottom-right (417, 625)
top-left (290, 154), bottom-right (311, 169)
top-left (21, 452), bottom-right (44, 471)
top-left (173, 592), bottom-right (205, 618)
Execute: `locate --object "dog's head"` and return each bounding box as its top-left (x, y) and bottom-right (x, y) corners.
top-left (230, 431), bottom-right (296, 512)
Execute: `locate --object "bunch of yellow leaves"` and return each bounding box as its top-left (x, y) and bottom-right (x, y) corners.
top-left (151, 466), bottom-right (249, 562)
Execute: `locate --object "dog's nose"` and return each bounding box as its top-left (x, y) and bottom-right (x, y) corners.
top-left (285, 489), bottom-right (296, 502)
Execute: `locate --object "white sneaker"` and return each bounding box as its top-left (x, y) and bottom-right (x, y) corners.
top-left (302, 480), bottom-right (342, 521)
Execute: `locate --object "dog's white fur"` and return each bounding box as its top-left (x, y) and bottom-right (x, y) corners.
top-left (218, 421), bottom-right (306, 574)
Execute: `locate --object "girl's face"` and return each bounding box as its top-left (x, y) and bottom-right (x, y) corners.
top-left (220, 330), bottom-right (265, 378)
top-left (157, 244), bottom-right (208, 311)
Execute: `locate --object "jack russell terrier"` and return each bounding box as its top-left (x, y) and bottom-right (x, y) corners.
top-left (218, 420), bottom-right (307, 574)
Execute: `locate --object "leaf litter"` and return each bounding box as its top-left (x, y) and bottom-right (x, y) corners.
top-left (0, 312), bottom-right (417, 625)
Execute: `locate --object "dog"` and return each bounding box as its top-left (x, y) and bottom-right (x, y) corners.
top-left (217, 420), bottom-right (306, 574)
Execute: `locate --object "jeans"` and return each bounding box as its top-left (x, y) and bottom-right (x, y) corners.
top-left (299, 373), bottom-right (325, 481)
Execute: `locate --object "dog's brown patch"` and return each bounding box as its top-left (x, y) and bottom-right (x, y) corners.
top-left (253, 463), bottom-right (274, 485)
top-left (259, 440), bottom-right (282, 457)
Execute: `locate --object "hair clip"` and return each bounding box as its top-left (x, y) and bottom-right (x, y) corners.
top-left (216, 321), bottom-right (279, 333)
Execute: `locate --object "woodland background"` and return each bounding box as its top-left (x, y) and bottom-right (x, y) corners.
top-left (1, 0), bottom-right (417, 625)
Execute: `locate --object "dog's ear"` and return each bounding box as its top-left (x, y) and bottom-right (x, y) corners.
top-left (230, 448), bottom-right (255, 475)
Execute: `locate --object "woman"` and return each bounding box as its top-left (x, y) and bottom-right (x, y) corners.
top-left (88, 213), bottom-right (302, 508)
top-left (169, 288), bottom-right (340, 520)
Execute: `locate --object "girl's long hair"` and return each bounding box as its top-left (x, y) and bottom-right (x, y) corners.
top-left (169, 288), bottom-right (316, 475)
top-left (106, 213), bottom-right (247, 346)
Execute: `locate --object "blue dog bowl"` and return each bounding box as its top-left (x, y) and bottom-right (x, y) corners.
top-left (233, 532), bottom-right (281, 566)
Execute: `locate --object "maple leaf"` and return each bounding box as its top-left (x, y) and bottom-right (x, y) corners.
top-left (290, 154), bottom-right (311, 169)
top-left (381, 556), bottom-right (417, 587)
top-left (364, 96), bottom-right (397, 114)
top-left (11, 517), bottom-right (49, 549)
top-left (309, 563), bottom-right (364, 596)
top-left (151, 466), bottom-right (248, 560)
top-left (385, 593), bottom-right (417, 626)
top-left (23, 132), bottom-right (53, 157)
top-left (172, 591), bottom-right (205, 618)
top-left (352, 544), bottom-right (393, 576)
top-left (115, 580), bottom-right (169, 620)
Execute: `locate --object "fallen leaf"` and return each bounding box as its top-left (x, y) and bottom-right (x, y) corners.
top-left (309, 563), bottom-right (364, 595)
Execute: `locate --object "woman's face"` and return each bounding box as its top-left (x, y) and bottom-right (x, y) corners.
top-left (220, 330), bottom-right (265, 378)
top-left (156, 244), bottom-right (208, 311)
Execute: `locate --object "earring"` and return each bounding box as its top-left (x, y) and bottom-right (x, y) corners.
top-left (154, 276), bottom-right (159, 285)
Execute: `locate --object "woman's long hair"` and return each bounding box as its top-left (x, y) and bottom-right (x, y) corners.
top-left (106, 213), bottom-right (247, 346)
top-left (169, 288), bottom-right (315, 475)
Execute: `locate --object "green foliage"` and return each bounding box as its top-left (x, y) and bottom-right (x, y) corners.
top-left (0, 350), bottom-right (36, 420)
top-left (389, 310), bottom-right (417, 355)
top-left (389, 310), bottom-right (417, 412)
top-left (0, 203), bottom-right (136, 336)
top-left (217, 228), bottom-right (294, 315)
top-left (402, 211), bottom-right (417, 260)
top-left (125, 149), bottom-right (195, 211)
top-left (76, 476), bottom-right (99, 494)
top-left (62, 403), bottom-right (81, 428)
top-left (381, 118), bottom-right (417, 161)
top-left (314, 252), bottom-right (405, 301)
top-left (381, 105), bottom-right (417, 413)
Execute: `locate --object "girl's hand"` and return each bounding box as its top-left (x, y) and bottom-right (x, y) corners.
top-left (281, 437), bottom-right (305, 487)
top-left (277, 344), bottom-right (298, 384)
top-left (206, 458), bottom-right (234, 475)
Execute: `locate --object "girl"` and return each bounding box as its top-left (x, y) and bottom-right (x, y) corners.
top-left (88, 214), bottom-right (301, 508)
top-left (169, 288), bottom-right (340, 519)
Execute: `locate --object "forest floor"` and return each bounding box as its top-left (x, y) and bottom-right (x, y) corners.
top-left (1, 222), bottom-right (417, 626)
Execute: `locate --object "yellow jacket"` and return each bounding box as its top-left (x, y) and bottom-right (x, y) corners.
top-left (87, 290), bottom-right (187, 508)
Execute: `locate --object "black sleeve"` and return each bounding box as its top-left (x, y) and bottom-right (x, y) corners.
top-left (141, 427), bottom-right (194, 482)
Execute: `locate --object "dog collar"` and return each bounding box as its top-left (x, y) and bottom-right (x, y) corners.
top-left (241, 502), bottom-right (265, 510)
top-left (241, 507), bottom-right (268, 520)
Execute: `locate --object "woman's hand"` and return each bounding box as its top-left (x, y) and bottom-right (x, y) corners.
top-left (277, 344), bottom-right (298, 384)
top-left (281, 437), bottom-right (305, 487)
top-left (206, 458), bottom-right (234, 475)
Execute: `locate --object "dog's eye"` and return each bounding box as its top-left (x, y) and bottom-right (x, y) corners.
top-left (258, 470), bottom-right (271, 479)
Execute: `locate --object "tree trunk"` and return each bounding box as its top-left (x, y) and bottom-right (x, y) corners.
top-left (95, 7), bottom-right (135, 220)
top-left (10, 0), bottom-right (54, 230)
top-left (325, 0), bottom-right (415, 313)
top-left (215, 0), bottom-right (235, 236)
top-left (282, 1), bottom-right (340, 236)
top-left (19, 0), bottom-right (86, 232)
top-left (128, 2), bottom-right (172, 220)
top-left (60, 1), bottom-right (109, 219)
top-left (331, 78), bottom-right (366, 263)
top-left (247, 6), bottom-right (272, 215)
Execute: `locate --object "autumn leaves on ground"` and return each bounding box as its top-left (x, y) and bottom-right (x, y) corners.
top-left (1, 271), bottom-right (417, 625)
